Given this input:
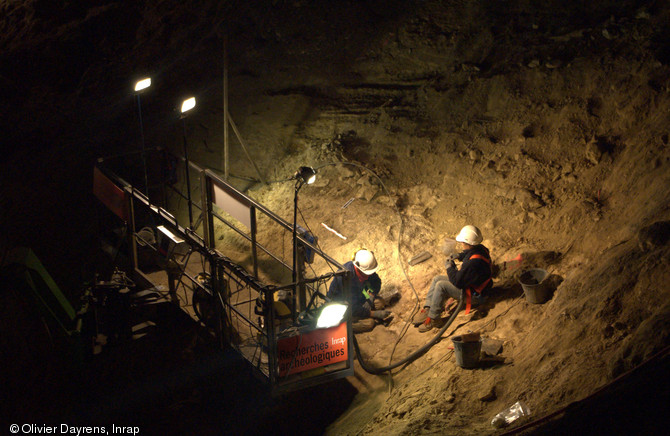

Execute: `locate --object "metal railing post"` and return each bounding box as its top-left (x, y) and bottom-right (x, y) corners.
top-left (213, 259), bottom-right (229, 350)
top-left (201, 170), bottom-right (214, 250)
top-left (265, 286), bottom-right (276, 385)
top-left (126, 187), bottom-right (138, 270)
top-left (250, 206), bottom-right (258, 278)
top-left (343, 270), bottom-right (353, 368)
top-left (96, 155), bottom-right (355, 393)
top-left (297, 246), bottom-right (307, 312)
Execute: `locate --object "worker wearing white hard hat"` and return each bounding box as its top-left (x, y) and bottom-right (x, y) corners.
top-left (455, 224), bottom-right (484, 245)
top-left (353, 249), bottom-right (379, 274)
top-left (328, 249), bottom-right (391, 333)
top-left (413, 225), bottom-right (493, 333)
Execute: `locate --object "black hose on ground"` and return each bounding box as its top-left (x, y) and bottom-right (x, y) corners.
top-left (311, 161), bottom-right (463, 375)
top-left (353, 290), bottom-right (465, 375)
top-left (313, 161), bottom-right (424, 372)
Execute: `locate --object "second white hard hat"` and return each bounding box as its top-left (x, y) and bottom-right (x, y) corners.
top-left (354, 249), bottom-right (379, 275)
top-left (455, 225), bottom-right (483, 245)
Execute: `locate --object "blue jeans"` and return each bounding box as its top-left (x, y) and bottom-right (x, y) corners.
top-left (424, 275), bottom-right (461, 319)
top-left (424, 275), bottom-right (487, 318)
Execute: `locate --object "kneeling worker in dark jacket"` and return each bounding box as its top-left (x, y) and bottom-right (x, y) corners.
top-left (327, 249), bottom-right (391, 333)
top-left (413, 225), bottom-right (493, 333)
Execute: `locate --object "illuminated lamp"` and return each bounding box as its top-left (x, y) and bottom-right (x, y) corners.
top-left (180, 97), bottom-right (196, 114)
top-left (292, 166), bottom-right (317, 318)
top-left (316, 302), bottom-right (348, 329)
top-left (180, 97), bottom-right (196, 228)
top-left (133, 77), bottom-right (152, 194)
top-left (294, 166), bottom-right (316, 185)
top-left (134, 77), bottom-right (151, 92)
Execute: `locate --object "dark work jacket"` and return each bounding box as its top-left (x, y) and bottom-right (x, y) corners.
top-left (447, 244), bottom-right (493, 296)
top-left (327, 261), bottom-right (382, 318)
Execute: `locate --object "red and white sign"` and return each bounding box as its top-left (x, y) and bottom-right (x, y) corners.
top-left (277, 322), bottom-right (348, 377)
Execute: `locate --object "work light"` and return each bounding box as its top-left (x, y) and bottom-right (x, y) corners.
top-left (316, 302), bottom-right (348, 328)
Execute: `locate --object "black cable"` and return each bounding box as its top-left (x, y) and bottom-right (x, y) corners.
top-left (297, 204), bottom-right (336, 274)
top-left (313, 161), bottom-right (428, 375)
top-left (411, 294), bottom-right (524, 379)
top-left (353, 291), bottom-right (465, 374)
top-left (267, 176), bottom-right (296, 184)
top-left (292, 203), bottom-right (337, 318)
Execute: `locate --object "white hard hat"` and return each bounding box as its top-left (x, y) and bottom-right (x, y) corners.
top-left (455, 225), bottom-right (483, 245)
top-left (354, 249), bottom-right (379, 275)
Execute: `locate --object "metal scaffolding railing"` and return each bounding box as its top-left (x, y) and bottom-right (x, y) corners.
top-left (94, 149), bottom-right (353, 394)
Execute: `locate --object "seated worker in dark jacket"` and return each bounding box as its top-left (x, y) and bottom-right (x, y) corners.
top-left (327, 249), bottom-right (391, 333)
top-left (413, 225), bottom-right (493, 333)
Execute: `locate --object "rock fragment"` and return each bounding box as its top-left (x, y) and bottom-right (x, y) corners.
top-left (585, 140), bottom-right (604, 165)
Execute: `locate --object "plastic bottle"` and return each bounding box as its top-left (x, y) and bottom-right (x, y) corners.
top-left (491, 401), bottom-right (531, 428)
top-left (441, 238), bottom-right (458, 256)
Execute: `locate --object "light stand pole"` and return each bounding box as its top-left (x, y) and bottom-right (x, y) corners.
top-left (134, 77), bottom-right (151, 195)
top-left (292, 166), bottom-right (316, 321)
top-left (180, 97), bottom-right (196, 229)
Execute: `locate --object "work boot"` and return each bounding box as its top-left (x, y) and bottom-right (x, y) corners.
top-left (412, 308), bottom-right (429, 326)
top-left (352, 318), bottom-right (376, 333)
top-left (418, 317), bottom-right (443, 333)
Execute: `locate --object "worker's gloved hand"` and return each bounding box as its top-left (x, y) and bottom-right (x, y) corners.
top-left (445, 259), bottom-right (456, 270)
top-left (448, 253), bottom-right (459, 262)
top-left (370, 310), bottom-right (392, 320)
top-left (373, 296), bottom-right (386, 310)
top-left (362, 300), bottom-right (372, 313)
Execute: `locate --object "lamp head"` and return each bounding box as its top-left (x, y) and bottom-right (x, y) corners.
top-left (316, 302), bottom-right (348, 328)
top-left (180, 97), bottom-right (196, 115)
top-left (294, 166), bottom-right (316, 185)
top-left (134, 77), bottom-right (151, 92)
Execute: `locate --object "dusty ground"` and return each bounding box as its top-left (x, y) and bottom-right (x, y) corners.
top-left (1, 0), bottom-right (670, 435)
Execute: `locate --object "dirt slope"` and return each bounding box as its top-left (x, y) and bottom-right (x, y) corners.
top-left (1, 1), bottom-right (669, 434)
top-left (205, 3), bottom-right (670, 433)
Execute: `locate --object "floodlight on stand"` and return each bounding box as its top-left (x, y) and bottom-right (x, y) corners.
top-left (133, 77), bottom-right (152, 196)
top-left (291, 165), bottom-right (317, 321)
top-left (294, 166), bottom-right (317, 185)
top-left (181, 97), bottom-right (196, 114)
top-left (179, 96), bottom-right (196, 228)
top-left (316, 302), bottom-right (348, 329)
top-left (134, 77), bottom-right (151, 92)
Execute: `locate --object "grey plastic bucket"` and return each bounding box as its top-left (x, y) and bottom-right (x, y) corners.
top-left (452, 336), bottom-right (482, 368)
top-left (519, 268), bottom-right (550, 304)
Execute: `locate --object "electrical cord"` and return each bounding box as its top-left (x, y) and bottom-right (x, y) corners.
top-left (313, 162), bottom-right (419, 306)
top-left (297, 205), bottom-right (336, 274)
top-left (411, 294), bottom-right (524, 380)
top-left (353, 290), bottom-right (465, 375)
top-left (314, 161), bottom-right (440, 376)
top-left (296, 204), bottom-right (336, 311)
top-left (254, 159), bottom-right (465, 378)
top-left (477, 294), bottom-right (524, 331)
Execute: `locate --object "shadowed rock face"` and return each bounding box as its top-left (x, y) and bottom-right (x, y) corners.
top-left (638, 221), bottom-right (670, 250)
